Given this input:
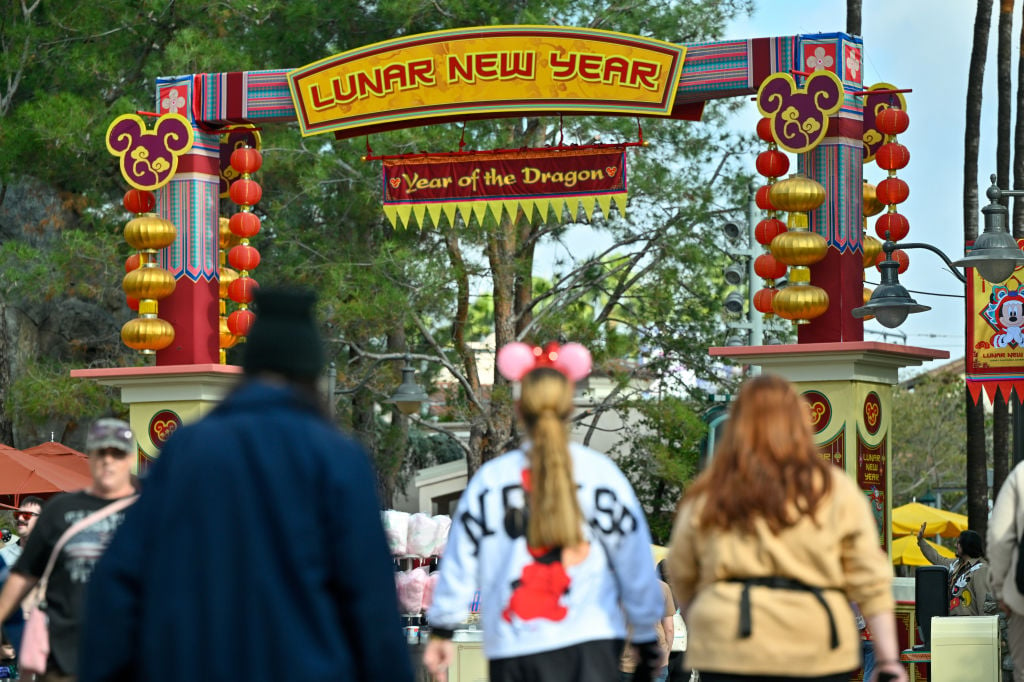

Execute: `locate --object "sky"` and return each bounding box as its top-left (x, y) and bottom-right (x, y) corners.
top-left (725, 0), bottom-right (1002, 375)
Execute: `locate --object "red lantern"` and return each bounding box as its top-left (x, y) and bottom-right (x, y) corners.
top-left (227, 308), bottom-right (256, 336)
top-left (875, 177), bottom-right (909, 205)
top-left (755, 218), bottom-right (787, 245)
top-left (126, 296), bottom-right (139, 312)
top-left (754, 253), bottom-right (787, 280)
top-left (229, 211), bottom-right (261, 239)
top-left (753, 288), bottom-right (778, 314)
top-left (125, 253), bottom-right (141, 273)
top-left (876, 249), bottom-right (910, 274)
top-left (875, 212), bottom-right (910, 242)
top-left (755, 150), bottom-right (789, 178)
top-left (755, 117), bottom-right (774, 143)
top-left (230, 146), bottom-right (263, 175)
top-left (755, 185), bottom-right (776, 211)
top-left (876, 107), bottom-right (910, 136)
top-left (228, 275), bottom-right (259, 304)
top-left (228, 244), bottom-right (261, 271)
top-left (876, 143), bottom-right (910, 171)
top-left (229, 178), bottom-right (263, 206)
top-left (123, 189), bottom-right (156, 214)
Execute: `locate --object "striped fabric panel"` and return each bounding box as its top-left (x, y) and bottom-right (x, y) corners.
top-left (245, 69), bottom-right (295, 119)
top-left (156, 176), bottom-right (218, 282)
top-left (677, 39), bottom-right (752, 99)
top-left (800, 141), bottom-right (863, 254)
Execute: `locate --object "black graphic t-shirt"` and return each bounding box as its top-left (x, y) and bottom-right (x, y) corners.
top-left (14, 491), bottom-right (133, 675)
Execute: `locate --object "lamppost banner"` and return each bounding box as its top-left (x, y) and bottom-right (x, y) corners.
top-left (966, 256), bottom-right (1024, 403)
top-left (381, 147), bottom-right (628, 228)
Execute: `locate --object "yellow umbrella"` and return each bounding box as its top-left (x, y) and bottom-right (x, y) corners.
top-left (892, 502), bottom-right (968, 539)
top-left (891, 534), bottom-right (956, 566)
top-left (651, 544), bottom-right (669, 565)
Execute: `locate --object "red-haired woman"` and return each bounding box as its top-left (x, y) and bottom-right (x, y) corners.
top-left (667, 375), bottom-right (906, 682)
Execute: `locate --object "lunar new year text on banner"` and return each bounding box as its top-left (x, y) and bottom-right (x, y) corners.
top-left (966, 241), bottom-right (1024, 403)
top-left (287, 26), bottom-right (687, 138)
top-left (382, 147), bottom-right (628, 229)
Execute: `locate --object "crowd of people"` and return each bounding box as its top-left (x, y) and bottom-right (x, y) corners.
top-left (0, 288), bottom-right (1015, 682)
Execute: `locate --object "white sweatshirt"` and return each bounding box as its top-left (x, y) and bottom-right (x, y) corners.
top-left (426, 443), bottom-right (665, 660)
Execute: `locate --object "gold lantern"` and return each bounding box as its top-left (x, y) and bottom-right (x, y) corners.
top-left (121, 317), bottom-right (175, 352)
top-left (218, 216), bottom-right (242, 362)
top-left (768, 173), bottom-right (829, 324)
top-left (862, 181), bottom-right (885, 269)
top-left (121, 212), bottom-right (177, 354)
top-left (772, 284), bottom-right (830, 322)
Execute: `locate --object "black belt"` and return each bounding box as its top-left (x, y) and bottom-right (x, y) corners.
top-left (726, 577), bottom-right (840, 649)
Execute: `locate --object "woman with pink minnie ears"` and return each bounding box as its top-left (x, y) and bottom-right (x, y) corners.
top-left (423, 341), bottom-right (668, 682)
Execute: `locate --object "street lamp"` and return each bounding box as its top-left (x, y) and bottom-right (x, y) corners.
top-left (853, 173), bottom-right (1024, 328)
top-left (387, 357), bottom-right (430, 416)
top-left (950, 175), bottom-right (1024, 282)
top-left (851, 240), bottom-right (961, 328)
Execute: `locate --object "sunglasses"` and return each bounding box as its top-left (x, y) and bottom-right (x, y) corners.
top-left (14, 511), bottom-right (38, 523)
top-left (90, 447), bottom-right (132, 460)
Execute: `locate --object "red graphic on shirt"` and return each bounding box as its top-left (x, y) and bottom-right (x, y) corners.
top-left (502, 546), bottom-right (571, 623)
top-left (502, 467), bottom-right (572, 622)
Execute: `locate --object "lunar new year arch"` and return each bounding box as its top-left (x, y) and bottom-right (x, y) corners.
top-left (91, 28), bottom-right (889, 367)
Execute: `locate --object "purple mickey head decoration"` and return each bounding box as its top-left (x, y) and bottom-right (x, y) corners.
top-left (106, 113), bottom-right (195, 191)
top-left (757, 71), bottom-right (844, 154)
top-left (862, 83), bottom-right (907, 163)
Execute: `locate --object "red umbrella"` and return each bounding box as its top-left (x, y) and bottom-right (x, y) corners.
top-left (22, 441), bottom-right (91, 477)
top-left (0, 443), bottom-right (92, 504)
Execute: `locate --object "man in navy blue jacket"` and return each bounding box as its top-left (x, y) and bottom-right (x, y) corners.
top-left (80, 288), bottom-right (413, 682)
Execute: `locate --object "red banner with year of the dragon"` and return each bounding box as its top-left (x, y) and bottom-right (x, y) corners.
top-left (382, 147), bottom-right (628, 229)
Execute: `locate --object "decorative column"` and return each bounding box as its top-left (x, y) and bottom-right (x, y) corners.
top-left (153, 75), bottom-right (221, 365)
top-left (797, 34), bottom-right (866, 343)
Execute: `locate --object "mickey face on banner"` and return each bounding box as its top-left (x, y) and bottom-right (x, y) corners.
top-left (984, 286), bottom-right (1024, 349)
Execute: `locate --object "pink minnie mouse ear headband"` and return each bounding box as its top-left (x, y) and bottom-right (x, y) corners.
top-left (496, 341), bottom-right (592, 383)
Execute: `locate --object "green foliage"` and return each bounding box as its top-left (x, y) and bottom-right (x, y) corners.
top-left (7, 357), bottom-right (123, 429)
top-left (0, 0), bottom-right (755, 507)
top-left (891, 370), bottom-right (969, 508)
top-left (609, 395), bottom-right (707, 544)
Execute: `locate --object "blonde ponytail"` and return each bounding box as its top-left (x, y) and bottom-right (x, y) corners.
top-left (520, 368), bottom-right (584, 549)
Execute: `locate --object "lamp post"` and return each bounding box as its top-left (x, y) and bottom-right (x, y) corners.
top-left (387, 356), bottom-right (430, 416)
top-left (325, 355), bottom-right (431, 417)
top-left (951, 175), bottom-right (1024, 282)
top-left (853, 174), bottom-right (1024, 327)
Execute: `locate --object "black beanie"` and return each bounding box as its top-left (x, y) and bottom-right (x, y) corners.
top-left (242, 287), bottom-right (325, 380)
top-left (959, 530), bottom-right (984, 558)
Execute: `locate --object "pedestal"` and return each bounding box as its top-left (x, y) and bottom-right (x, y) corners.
top-left (70, 364), bottom-right (242, 470)
top-left (709, 341), bottom-right (949, 556)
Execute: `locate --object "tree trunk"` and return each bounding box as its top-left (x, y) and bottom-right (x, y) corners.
top-left (965, 0), bottom-right (994, 537)
top-left (995, 394), bottom-right (1010, 497)
top-left (0, 304), bottom-right (13, 445)
top-left (998, 0), bottom-right (1014, 196)
top-left (846, 0), bottom-right (862, 36)
top-left (377, 330), bottom-right (409, 508)
top-left (991, 0), bottom-right (1014, 509)
top-left (1014, 0), bottom-right (1024, 236)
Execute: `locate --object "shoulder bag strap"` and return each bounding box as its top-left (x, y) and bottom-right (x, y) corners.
top-left (34, 494), bottom-right (139, 601)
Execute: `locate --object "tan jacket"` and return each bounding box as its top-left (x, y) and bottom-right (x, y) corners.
top-left (988, 460), bottom-right (1024, 615)
top-left (667, 467), bottom-right (894, 677)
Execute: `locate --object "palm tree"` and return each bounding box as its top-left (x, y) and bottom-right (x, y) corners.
top-left (964, 0), bottom-right (995, 538)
